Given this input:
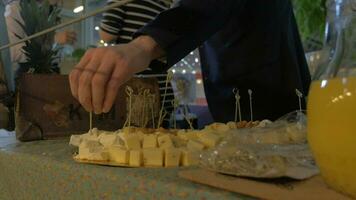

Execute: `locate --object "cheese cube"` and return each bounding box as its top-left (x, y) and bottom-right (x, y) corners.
top-left (157, 135), bottom-right (174, 148)
top-left (129, 150), bottom-right (142, 167)
top-left (198, 132), bottom-right (221, 148)
top-left (81, 133), bottom-right (98, 143)
top-left (142, 134), bottom-right (157, 148)
top-left (178, 131), bottom-right (199, 141)
top-left (78, 144), bottom-right (108, 161)
top-left (171, 135), bottom-right (187, 148)
top-left (180, 148), bottom-right (199, 166)
top-left (226, 122), bottom-right (237, 129)
top-left (164, 148), bottom-right (181, 167)
top-left (69, 135), bottom-right (82, 147)
top-left (79, 140), bottom-right (102, 149)
top-left (98, 133), bottom-right (119, 148)
top-left (142, 148), bottom-right (164, 167)
top-left (187, 139), bottom-right (205, 151)
top-left (109, 146), bottom-right (129, 164)
top-left (124, 135), bottom-right (141, 150)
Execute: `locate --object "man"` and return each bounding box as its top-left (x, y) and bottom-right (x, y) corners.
top-left (69, 0), bottom-right (311, 122)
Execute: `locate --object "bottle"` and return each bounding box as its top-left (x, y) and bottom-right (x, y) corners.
top-left (308, 0), bottom-right (356, 197)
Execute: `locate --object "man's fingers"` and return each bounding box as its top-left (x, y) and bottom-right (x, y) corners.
top-left (69, 50), bottom-right (93, 99)
top-left (91, 60), bottom-right (115, 114)
top-left (102, 65), bottom-right (131, 113)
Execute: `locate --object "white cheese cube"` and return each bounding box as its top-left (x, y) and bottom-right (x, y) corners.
top-left (142, 134), bottom-right (157, 148)
top-left (69, 135), bottom-right (82, 147)
top-left (180, 148), bottom-right (199, 166)
top-left (124, 135), bottom-right (141, 150)
top-left (198, 132), bottom-right (221, 148)
top-left (98, 133), bottom-right (119, 148)
top-left (187, 139), bottom-right (205, 151)
top-left (142, 148), bottom-right (164, 167)
top-left (129, 150), bottom-right (142, 167)
top-left (164, 148), bottom-right (181, 167)
top-left (78, 144), bottom-right (108, 161)
top-left (79, 140), bottom-right (102, 149)
top-left (81, 133), bottom-right (99, 143)
top-left (157, 135), bottom-right (174, 148)
top-left (108, 146), bottom-right (129, 164)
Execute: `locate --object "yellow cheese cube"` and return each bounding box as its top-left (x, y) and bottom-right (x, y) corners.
top-left (180, 148), bottom-right (199, 166)
top-left (178, 131), bottom-right (199, 141)
top-left (129, 150), bottom-right (142, 167)
top-left (142, 134), bottom-right (157, 148)
top-left (108, 146), bottom-right (129, 164)
top-left (187, 139), bottom-right (205, 151)
top-left (142, 148), bottom-right (164, 167)
top-left (164, 148), bottom-right (181, 167)
top-left (198, 132), bottom-right (221, 148)
top-left (124, 135), bottom-right (141, 150)
top-left (157, 135), bottom-right (174, 148)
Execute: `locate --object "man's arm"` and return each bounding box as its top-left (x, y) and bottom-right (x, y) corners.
top-left (99, 30), bottom-right (118, 43)
top-left (136, 0), bottom-right (245, 66)
top-left (70, 0), bottom-right (244, 114)
top-left (99, 0), bottom-right (125, 42)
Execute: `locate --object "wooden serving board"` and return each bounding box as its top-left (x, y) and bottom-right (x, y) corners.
top-left (73, 156), bottom-right (179, 169)
top-left (73, 157), bottom-right (135, 168)
top-left (179, 169), bottom-right (351, 200)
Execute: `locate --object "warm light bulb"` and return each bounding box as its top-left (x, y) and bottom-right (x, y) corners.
top-left (73, 6), bottom-right (84, 13)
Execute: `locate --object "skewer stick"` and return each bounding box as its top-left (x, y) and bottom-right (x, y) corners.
top-left (233, 88), bottom-right (242, 122)
top-left (183, 104), bottom-right (194, 130)
top-left (171, 99), bottom-right (179, 129)
top-left (89, 112), bottom-right (93, 131)
top-left (142, 89), bottom-right (150, 127)
top-left (248, 89), bottom-right (253, 122)
top-left (150, 94), bottom-right (155, 128)
top-left (126, 86), bottom-right (134, 128)
top-left (0, 0), bottom-right (136, 51)
top-left (158, 71), bottom-right (173, 128)
top-left (296, 89), bottom-right (303, 112)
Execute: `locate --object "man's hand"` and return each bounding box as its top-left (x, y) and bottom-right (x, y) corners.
top-left (69, 36), bottom-right (164, 114)
top-left (55, 30), bottom-right (77, 45)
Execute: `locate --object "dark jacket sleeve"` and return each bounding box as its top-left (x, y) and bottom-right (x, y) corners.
top-left (136, 0), bottom-right (246, 66)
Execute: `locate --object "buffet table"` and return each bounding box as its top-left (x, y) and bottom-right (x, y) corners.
top-left (0, 130), bottom-right (250, 200)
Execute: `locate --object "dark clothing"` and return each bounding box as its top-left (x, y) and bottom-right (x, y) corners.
top-left (138, 0), bottom-right (311, 122)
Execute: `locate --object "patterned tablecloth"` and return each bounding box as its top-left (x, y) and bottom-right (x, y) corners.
top-left (0, 130), bottom-right (252, 200)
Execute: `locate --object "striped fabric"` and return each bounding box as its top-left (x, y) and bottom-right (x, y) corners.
top-left (100, 0), bottom-right (169, 43)
top-left (100, 0), bottom-right (174, 127)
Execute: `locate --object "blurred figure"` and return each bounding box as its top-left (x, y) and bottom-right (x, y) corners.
top-left (3, 0), bottom-right (77, 74)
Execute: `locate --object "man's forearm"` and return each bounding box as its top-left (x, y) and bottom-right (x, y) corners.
top-left (131, 35), bottom-right (166, 62)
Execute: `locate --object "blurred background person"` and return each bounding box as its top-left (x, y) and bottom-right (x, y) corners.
top-left (3, 0), bottom-right (77, 76)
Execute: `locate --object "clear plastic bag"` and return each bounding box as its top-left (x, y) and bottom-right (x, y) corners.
top-left (199, 111), bottom-right (319, 180)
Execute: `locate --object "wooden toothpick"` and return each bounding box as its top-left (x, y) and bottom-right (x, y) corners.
top-left (233, 88), bottom-right (242, 122)
top-left (171, 99), bottom-right (179, 129)
top-left (150, 94), bottom-right (155, 128)
top-left (89, 112), bottom-right (93, 131)
top-left (158, 71), bottom-right (173, 128)
top-left (126, 86), bottom-right (134, 128)
top-left (296, 89), bottom-right (303, 112)
top-left (248, 89), bottom-right (253, 122)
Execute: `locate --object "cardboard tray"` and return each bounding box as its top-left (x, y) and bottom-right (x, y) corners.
top-left (179, 169), bottom-right (351, 200)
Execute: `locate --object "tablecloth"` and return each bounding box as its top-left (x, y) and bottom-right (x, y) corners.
top-left (0, 130), bottom-right (252, 200)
